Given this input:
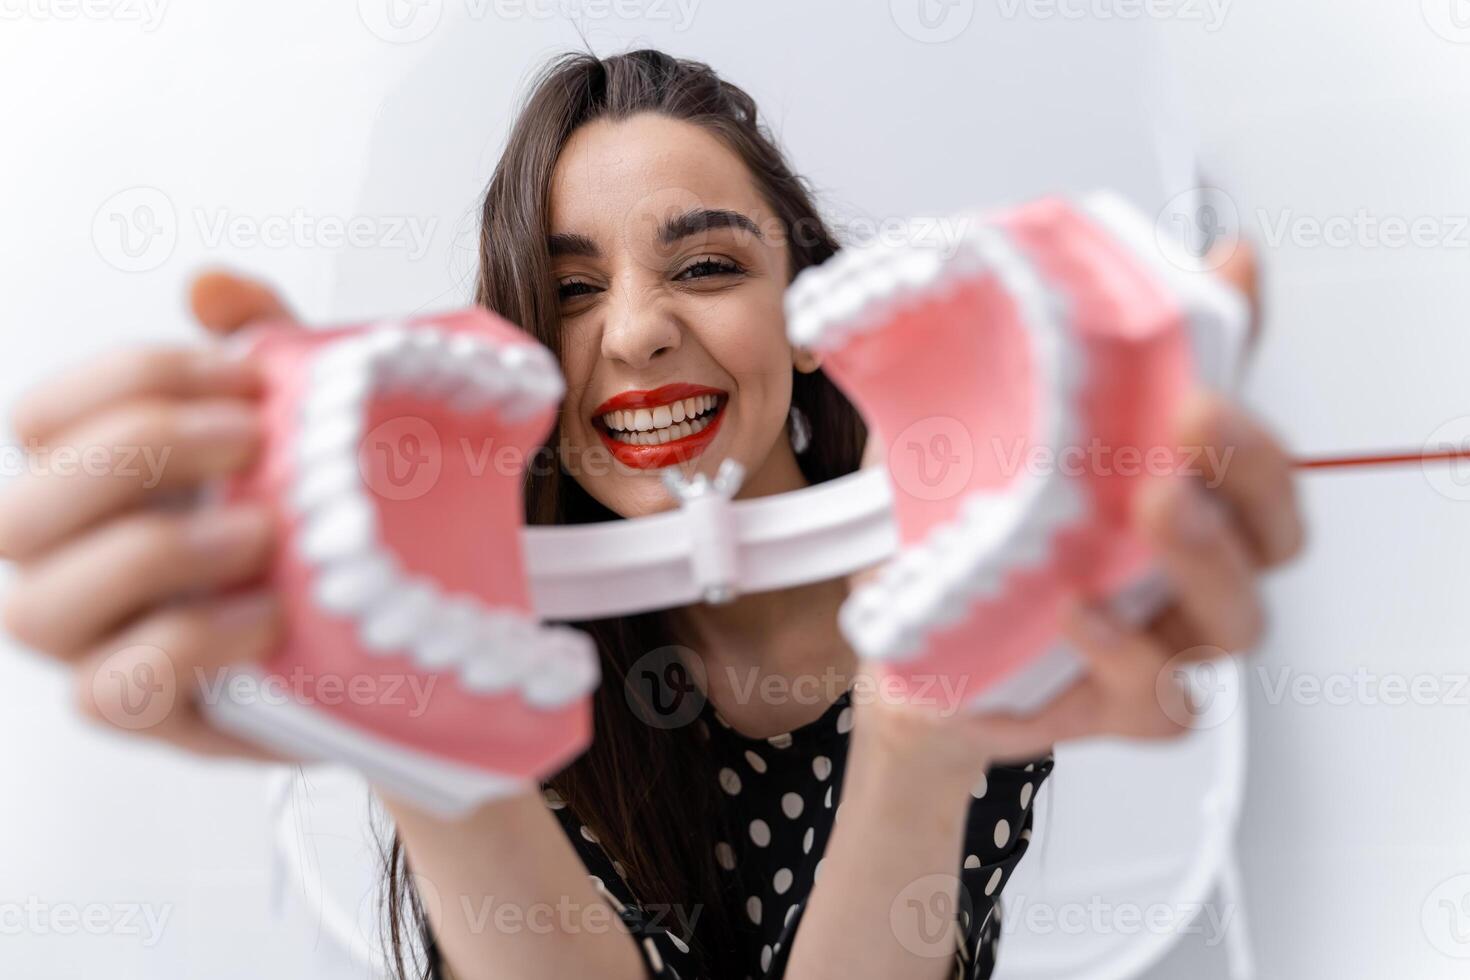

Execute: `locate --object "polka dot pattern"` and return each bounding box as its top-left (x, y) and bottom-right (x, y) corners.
top-left (543, 688), bottom-right (1052, 980)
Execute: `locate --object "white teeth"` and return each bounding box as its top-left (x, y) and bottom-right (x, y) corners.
top-left (601, 395), bottom-right (719, 432)
top-left (292, 457), bottom-right (360, 514)
top-left (360, 580), bottom-right (438, 654)
top-left (299, 495), bottom-right (376, 563)
top-left (314, 553), bottom-right (398, 616)
top-left (522, 629), bottom-right (600, 709)
top-left (411, 596), bottom-right (482, 670)
top-left (291, 321), bottom-right (598, 710)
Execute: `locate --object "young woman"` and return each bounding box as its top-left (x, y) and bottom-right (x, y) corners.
top-left (0, 50), bottom-right (1302, 980)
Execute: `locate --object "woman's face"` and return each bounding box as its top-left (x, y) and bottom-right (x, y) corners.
top-left (548, 112), bottom-right (812, 519)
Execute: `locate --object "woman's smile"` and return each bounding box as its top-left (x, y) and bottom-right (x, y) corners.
top-left (592, 381), bottom-right (729, 469)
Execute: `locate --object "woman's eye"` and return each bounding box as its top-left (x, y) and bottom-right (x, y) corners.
top-left (558, 279), bottom-right (599, 301)
top-left (676, 257), bottom-right (743, 281)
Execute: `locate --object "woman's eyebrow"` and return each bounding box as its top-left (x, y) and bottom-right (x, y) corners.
top-left (548, 232), bottom-right (601, 259)
top-left (660, 208), bottom-right (763, 246)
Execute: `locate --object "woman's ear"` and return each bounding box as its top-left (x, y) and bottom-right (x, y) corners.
top-left (792, 345), bottom-right (822, 374)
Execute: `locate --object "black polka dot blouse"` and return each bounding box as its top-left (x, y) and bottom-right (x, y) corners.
top-left (543, 688), bottom-right (1052, 979)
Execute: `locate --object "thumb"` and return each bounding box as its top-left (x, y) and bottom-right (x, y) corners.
top-left (188, 269), bottom-right (298, 337)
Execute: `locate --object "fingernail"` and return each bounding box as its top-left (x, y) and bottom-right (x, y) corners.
top-left (176, 403), bottom-right (260, 445)
top-left (1175, 483), bottom-right (1226, 547)
top-left (209, 591), bottom-right (278, 631)
top-left (184, 507), bottom-right (267, 556)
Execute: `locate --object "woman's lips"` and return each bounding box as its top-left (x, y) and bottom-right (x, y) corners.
top-left (592, 382), bottom-right (728, 471)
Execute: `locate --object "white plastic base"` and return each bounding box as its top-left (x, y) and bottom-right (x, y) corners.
top-left (204, 669), bottom-right (527, 817)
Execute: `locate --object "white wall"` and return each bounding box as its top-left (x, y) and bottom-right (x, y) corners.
top-left (2, 1), bottom-right (1468, 976)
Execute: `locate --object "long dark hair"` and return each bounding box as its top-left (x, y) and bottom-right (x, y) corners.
top-left (384, 49), bottom-right (867, 979)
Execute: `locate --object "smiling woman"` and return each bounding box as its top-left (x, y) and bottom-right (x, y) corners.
top-left (379, 45), bottom-right (1052, 980)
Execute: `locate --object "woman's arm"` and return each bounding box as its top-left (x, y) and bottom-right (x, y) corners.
top-left (382, 789), bottom-right (648, 980)
top-left (784, 707), bottom-right (983, 980)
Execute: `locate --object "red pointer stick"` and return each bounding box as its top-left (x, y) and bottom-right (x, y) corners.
top-left (1294, 448), bottom-right (1470, 471)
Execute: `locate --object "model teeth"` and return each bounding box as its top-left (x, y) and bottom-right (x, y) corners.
top-left (288, 321), bottom-right (599, 710)
top-left (601, 395), bottom-right (721, 443)
top-left (797, 215), bottom-right (1088, 665)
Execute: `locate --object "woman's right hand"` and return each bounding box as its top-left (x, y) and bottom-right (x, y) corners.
top-left (0, 271), bottom-right (298, 758)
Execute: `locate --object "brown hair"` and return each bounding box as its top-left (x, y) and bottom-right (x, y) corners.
top-left (384, 48), bottom-right (867, 979)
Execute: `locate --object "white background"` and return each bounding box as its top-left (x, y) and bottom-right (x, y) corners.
top-left (3, 1), bottom-right (1470, 977)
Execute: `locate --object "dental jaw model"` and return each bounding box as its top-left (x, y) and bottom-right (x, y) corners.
top-left (204, 192), bottom-right (1249, 814)
top-left (786, 192), bottom-right (1249, 714)
top-left (207, 310), bottom-right (599, 815)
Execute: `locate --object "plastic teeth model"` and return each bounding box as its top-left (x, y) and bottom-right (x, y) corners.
top-left (205, 309), bottom-right (598, 816)
top-left (786, 192), bottom-right (1249, 716)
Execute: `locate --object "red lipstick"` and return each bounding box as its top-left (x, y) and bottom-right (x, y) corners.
top-left (592, 382), bottom-right (727, 471)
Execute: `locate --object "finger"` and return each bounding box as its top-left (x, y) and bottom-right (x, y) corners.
top-left (3, 505), bottom-right (273, 657)
top-left (189, 270), bottom-right (296, 335)
top-left (1208, 239), bottom-right (1260, 347)
top-left (966, 604), bottom-right (1187, 754)
top-left (1134, 475), bottom-right (1266, 652)
top-left (1172, 390), bottom-right (1305, 567)
top-left (10, 347), bottom-right (262, 448)
top-left (0, 399), bottom-right (262, 561)
top-left (73, 591), bottom-right (286, 760)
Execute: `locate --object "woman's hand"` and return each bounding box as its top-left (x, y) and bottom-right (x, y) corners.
top-left (0, 271), bottom-right (296, 758)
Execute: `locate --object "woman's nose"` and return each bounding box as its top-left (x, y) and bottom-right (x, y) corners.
top-left (599, 285), bottom-right (681, 370)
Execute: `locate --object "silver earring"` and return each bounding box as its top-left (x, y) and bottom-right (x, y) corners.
top-left (788, 404), bottom-right (811, 454)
